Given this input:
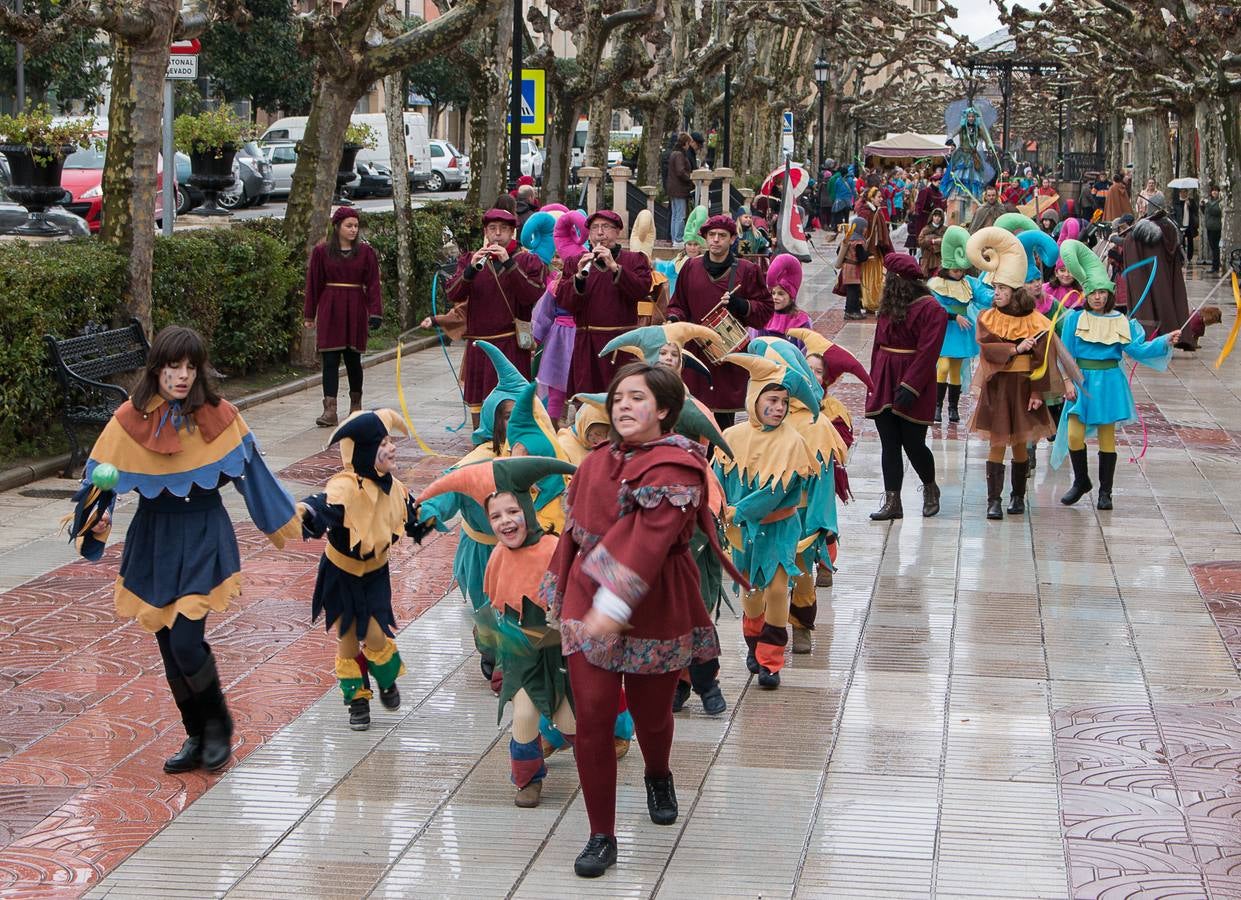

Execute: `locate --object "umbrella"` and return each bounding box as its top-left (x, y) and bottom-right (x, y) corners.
top-left (759, 162), bottom-right (809, 198)
top-left (1168, 177), bottom-right (1199, 190)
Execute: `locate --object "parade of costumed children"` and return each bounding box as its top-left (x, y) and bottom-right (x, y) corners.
top-left (67, 326), bottom-right (301, 774)
top-left (418, 456), bottom-right (578, 808)
top-left (1050, 240), bottom-right (1181, 510)
top-left (299, 409), bottom-right (419, 731)
top-left (715, 351), bottom-right (822, 688)
top-left (965, 226), bottom-right (1081, 521)
top-left (927, 225), bottom-right (994, 424)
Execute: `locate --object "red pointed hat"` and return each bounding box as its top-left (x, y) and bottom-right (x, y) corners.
top-left (482, 208), bottom-right (519, 227)
top-left (883, 252), bottom-right (924, 281)
top-left (699, 214), bottom-right (737, 237)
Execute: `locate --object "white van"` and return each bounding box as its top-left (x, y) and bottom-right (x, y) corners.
top-left (260, 112), bottom-right (432, 186)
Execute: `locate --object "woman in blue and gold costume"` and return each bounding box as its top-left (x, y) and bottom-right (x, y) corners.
top-left (69, 326), bottom-right (300, 774)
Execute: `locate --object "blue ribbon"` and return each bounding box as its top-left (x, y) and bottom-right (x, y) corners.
top-left (1121, 256), bottom-right (1158, 323)
top-left (154, 400), bottom-right (185, 438)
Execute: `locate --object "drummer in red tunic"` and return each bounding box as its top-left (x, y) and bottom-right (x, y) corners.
top-left (556, 209), bottom-right (652, 395)
top-left (444, 208), bottom-right (547, 428)
top-left (863, 252), bottom-right (949, 522)
top-left (666, 214), bottom-right (774, 428)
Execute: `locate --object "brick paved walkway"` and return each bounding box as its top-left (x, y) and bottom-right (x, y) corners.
top-left (2, 251), bottom-right (1239, 898)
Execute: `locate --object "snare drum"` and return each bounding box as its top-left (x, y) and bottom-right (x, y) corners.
top-left (699, 301), bottom-right (748, 363)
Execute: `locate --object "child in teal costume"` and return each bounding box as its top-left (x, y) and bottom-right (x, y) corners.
top-left (928, 224), bottom-right (994, 423)
top-left (1052, 240), bottom-right (1180, 509)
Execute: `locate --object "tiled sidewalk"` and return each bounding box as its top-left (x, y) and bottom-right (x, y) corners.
top-left (2, 255), bottom-right (1240, 898)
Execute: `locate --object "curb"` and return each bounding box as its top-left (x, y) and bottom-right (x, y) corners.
top-left (0, 334), bottom-right (442, 494)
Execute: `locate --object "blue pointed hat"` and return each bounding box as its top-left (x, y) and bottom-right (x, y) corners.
top-left (1017, 229), bottom-right (1060, 282)
top-left (472, 341), bottom-right (530, 446)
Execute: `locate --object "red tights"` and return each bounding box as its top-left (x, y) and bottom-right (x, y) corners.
top-left (566, 652), bottom-right (681, 837)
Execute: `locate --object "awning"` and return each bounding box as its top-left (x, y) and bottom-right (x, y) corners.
top-left (863, 132), bottom-right (951, 159)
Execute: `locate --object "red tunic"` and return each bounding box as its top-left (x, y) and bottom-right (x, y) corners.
top-left (445, 245), bottom-right (546, 406)
top-left (542, 435), bottom-right (732, 674)
top-left (864, 295), bottom-right (948, 425)
top-left (303, 242), bottom-right (382, 352)
top-left (667, 255), bottom-right (774, 413)
top-left (555, 246), bottom-right (652, 395)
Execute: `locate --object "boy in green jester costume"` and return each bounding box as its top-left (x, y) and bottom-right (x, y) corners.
top-left (927, 225), bottom-right (994, 423)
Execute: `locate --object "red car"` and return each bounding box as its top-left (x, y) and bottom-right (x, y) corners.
top-left (61, 139), bottom-right (178, 232)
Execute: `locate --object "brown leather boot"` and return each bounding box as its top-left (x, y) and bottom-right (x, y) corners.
top-left (869, 491), bottom-right (903, 521)
top-left (348, 391), bottom-right (363, 415)
top-left (315, 397), bottom-right (338, 428)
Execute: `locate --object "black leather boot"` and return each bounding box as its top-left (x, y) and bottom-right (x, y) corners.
top-left (934, 382), bottom-right (947, 423)
top-left (986, 462), bottom-right (1005, 520)
top-left (1097, 451), bottom-right (1117, 509)
top-left (947, 384), bottom-right (961, 423)
top-left (1060, 448), bottom-right (1092, 505)
top-left (922, 482), bottom-right (940, 517)
top-left (163, 675), bottom-right (203, 774)
top-left (186, 650), bottom-right (233, 772)
top-left (1007, 460), bottom-right (1028, 515)
top-left (870, 491), bottom-right (904, 521)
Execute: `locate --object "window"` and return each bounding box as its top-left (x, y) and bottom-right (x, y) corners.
top-left (430, 144), bottom-right (444, 157)
top-left (270, 146), bottom-right (297, 164)
top-left (265, 129), bottom-right (289, 140)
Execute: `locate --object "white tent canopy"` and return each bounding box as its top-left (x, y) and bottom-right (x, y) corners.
top-left (863, 132), bottom-right (951, 159)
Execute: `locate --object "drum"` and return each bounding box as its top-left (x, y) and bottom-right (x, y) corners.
top-left (698, 301), bottom-right (748, 363)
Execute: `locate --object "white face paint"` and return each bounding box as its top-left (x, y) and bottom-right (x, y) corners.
top-left (160, 358), bottom-right (197, 401)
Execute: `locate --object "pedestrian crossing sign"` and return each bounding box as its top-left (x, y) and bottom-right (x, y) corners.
top-left (506, 69), bottom-right (546, 136)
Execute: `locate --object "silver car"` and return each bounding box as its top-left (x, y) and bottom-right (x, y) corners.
top-left (263, 141), bottom-right (356, 197)
top-left (427, 140), bottom-right (470, 191)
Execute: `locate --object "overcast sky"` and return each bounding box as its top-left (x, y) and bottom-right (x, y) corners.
top-left (946, 0), bottom-right (1031, 42)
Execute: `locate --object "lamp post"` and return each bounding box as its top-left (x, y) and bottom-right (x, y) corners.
top-left (508, 0), bottom-right (522, 191)
top-left (813, 52), bottom-right (829, 171)
top-left (723, 64), bottom-right (732, 167)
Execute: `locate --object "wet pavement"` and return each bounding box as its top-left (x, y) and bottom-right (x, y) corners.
top-left (1, 249), bottom-right (1239, 898)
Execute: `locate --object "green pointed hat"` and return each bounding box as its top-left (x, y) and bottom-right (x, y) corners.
top-left (684, 205), bottom-right (709, 246)
top-left (473, 341), bottom-right (530, 446)
top-left (599, 322), bottom-right (721, 379)
top-left (1060, 238), bottom-right (1114, 294)
top-left (506, 380), bottom-right (565, 460)
top-left (995, 212), bottom-right (1038, 234)
top-left (940, 225), bottom-right (971, 270)
top-left (676, 397), bottom-right (733, 458)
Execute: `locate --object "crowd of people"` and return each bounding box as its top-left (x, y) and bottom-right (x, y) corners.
top-left (65, 147), bottom-right (1227, 883)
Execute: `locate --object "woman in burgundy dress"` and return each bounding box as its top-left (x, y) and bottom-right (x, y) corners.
top-left (864, 253), bottom-right (949, 521)
top-left (304, 206), bottom-right (383, 427)
top-left (542, 361), bottom-right (743, 878)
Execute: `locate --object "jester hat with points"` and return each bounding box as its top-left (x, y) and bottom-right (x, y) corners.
top-left (599, 322), bottom-right (721, 379)
top-left (472, 341), bottom-right (529, 447)
top-left (329, 408), bottom-right (410, 481)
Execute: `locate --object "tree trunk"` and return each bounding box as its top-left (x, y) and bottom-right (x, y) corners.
top-left (585, 88), bottom-right (614, 169)
top-left (638, 103), bottom-right (669, 190)
top-left (1216, 91), bottom-right (1241, 260)
top-left (100, 7), bottom-right (177, 336)
top-left (283, 73), bottom-right (359, 260)
top-left (465, 0), bottom-right (511, 206)
top-left (543, 84), bottom-right (577, 204)
top-left (384, 73), bottom-right (413, 330)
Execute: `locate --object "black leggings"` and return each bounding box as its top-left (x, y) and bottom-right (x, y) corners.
top-left (156, 615), bottom-right (208, 680)
top-left (872, 409), bottom-right (936, 491)
top-left (322, 349), bottom-right (363, 398)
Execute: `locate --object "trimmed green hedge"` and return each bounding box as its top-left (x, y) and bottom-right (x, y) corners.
top-left (0, 200), bottom-right (483, 457)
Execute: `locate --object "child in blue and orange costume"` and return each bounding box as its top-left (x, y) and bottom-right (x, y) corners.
top-left (419, 456), bottom-right (579, 808)
top-left (746, 337), bottom-right (843, 655)
top-left (298, 409), bottom-right (418, 731)
top-left (928, 225), bottom-right (994, 424)
top-left (1052, 240), bottom-right (1180, 510)
top-left (715, 352), bottom-right (820, 689)
top-left (67, 325), bottom-right (300, 775)
top-left (413, 340), bottom-right (526, 686)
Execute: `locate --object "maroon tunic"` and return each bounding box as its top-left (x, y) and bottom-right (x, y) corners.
top-left (304, 242), bottom-right (382, 352)
top-left (445, 244), bottom-right (546, 407)
top-left (542, 434), bottom-right (735, 673)
top-left (556, 246), bottom-right (652, 395)
top-left (667, 255), bottom-right (774, 413)
top-left (864, 295), bottom-right (949, 425)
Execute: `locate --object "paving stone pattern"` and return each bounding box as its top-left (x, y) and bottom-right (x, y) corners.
top-left (0, 252), bottom-right (1238, 898)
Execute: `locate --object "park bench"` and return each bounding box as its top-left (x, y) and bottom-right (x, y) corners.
top-left (44, 319), bottom-right (148, 477)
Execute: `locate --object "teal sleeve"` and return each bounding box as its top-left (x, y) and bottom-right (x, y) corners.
top-left (1124, 319), bottom-right (1174, 370)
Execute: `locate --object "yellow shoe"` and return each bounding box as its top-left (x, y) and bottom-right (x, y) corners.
top-left (614, 738), bottom-right (630, 760)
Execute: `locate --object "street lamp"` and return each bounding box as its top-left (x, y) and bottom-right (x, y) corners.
top-left (813, 52), bottom-right (829, 171)
top-left (508, 0), bottom-right (522, 191)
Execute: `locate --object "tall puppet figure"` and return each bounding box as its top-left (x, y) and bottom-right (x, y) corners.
top-left (941, 103), bottom-right (998, 202)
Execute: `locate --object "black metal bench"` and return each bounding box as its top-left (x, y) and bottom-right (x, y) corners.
top-left (44, 318), bottom-right (148, 477)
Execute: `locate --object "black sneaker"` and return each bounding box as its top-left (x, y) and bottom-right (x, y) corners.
top-left (645, 773), bottom-right (678, 825)
top-left (349, 697), bottom-right (371, 731)
top-left (699, 682), bottom-right (727, 716)
top-left (757, 666), bottom-right (781, 689)
top-left (672, 679), bottom-right (691, 713)
top-left (480, 654), bottom-right (496, 681)
top-left (745, 648), bottom-right (760, 674)
top-left (574, 833), bottom-right (618, 878)
top-left (379, 683), bottom-right (400, 710)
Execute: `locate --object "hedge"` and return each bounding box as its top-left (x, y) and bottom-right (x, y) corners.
top-left (0, 200), bottom-right (483, 457)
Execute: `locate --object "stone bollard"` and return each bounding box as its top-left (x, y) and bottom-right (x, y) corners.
top-left (739, 188), bottom-right (755, 208)
top-left (611, 165), bottom-right (631, 231)
top-left (578, 166), bottom-right (602, 213)
top-left (691, 168), bottom-right (713, 210)
top-left (715, 167), bottom-right (735, 213)
top-left (640, 185), bottom-right (658, 216)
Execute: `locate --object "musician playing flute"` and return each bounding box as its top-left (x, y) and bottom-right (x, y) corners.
top-left (555, 210), bottom-right (653, 395)
top-left (667, 214), bottom-right (775, 429)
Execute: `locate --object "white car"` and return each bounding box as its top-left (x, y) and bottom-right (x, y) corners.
top-left (427, 140), bottom-right (470, 191)
top-left (520, 139), bottom-right (543, 183)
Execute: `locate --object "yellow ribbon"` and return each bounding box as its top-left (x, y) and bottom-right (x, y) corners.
top-left (395, 341), bottom-right (449, 457)
top-left (1214, 272), bottom-right (1241, 370)
top-left (1030, 301), bottom-right (1068, 382)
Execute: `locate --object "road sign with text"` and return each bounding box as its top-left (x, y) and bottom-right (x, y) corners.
top-left (166, 54), bottom-right (198, 79)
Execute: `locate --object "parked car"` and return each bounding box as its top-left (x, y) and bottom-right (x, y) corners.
top-left (262, 141), bottom-right (357, 197)
top-left (0, 156), bottom-right (89, 236)
top-left (60, 138), bottom-right (178, 232)
top-left (262, 113), bottom-right (433, 183)
top-left (520, 138), bottom-right (543, 183)
top-left (345, 160), bottom-right (392, 199)
top-left (427, 139), bottom-right (469, 191)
